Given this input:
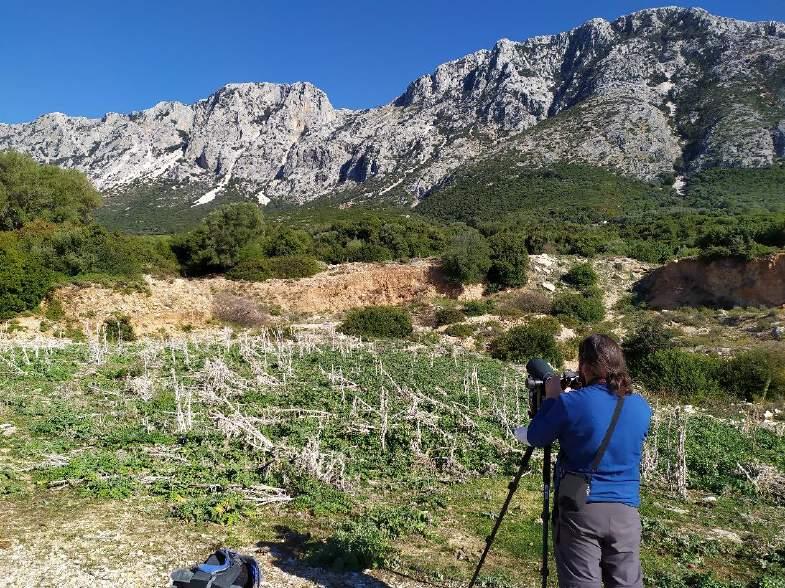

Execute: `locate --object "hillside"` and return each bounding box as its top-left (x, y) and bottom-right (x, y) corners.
top-left (0, 253), bottom-right (784, 586)
top-left (1, 7), bottom-right (784, 231)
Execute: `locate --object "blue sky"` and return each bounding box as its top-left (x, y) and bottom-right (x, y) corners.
top-left (2, 0), bottom-right (784, 123)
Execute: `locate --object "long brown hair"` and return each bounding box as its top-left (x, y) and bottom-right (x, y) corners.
top-left (578, 334), bottom-right (632, 396)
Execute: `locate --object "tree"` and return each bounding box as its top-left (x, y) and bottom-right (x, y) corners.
top-left (487, 231), bottom-right (529, 290)
top-left (441, 230), bottom-right (491, 284)
top-left (0, 151), bottom-right (101, 230)
top-left (173, 203), bottom-right (264, 274)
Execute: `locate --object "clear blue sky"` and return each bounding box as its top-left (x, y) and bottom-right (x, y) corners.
top-left (2, 0), bottom-right (784, 124)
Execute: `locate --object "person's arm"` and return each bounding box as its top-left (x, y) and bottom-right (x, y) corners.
top-left (516, 376), bottom-right (569, 447)
top-left (526, 396), bottom-right (569, 447)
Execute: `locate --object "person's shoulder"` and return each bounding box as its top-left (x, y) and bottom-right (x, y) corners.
top-left (561, 384), bottom-right (602, 407)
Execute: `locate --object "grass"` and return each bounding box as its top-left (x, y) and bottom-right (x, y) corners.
top-left (0, 332), bottom-right (782, 586)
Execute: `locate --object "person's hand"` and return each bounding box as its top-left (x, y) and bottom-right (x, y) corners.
top-left (545, 375), bottom-right (562, 400)
top-left (514, 426), bottom-right (530, 445)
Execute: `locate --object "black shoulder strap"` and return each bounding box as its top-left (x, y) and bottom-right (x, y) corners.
top-left (590, 395), bottom-right (625, 472)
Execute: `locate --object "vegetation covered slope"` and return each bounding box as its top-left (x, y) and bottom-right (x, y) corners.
top-left (0, 333), bottom-right (782, 587)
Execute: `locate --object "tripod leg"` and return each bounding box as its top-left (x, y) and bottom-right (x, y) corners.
top-left (541, 444), bottom-right (552, 588)
top-left (468, 446), bottom-right (535, 588)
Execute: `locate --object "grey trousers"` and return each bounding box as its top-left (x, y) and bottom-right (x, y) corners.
top-left (553, 502), bottom-right (643, 588)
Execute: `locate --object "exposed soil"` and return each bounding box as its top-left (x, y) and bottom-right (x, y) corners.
top-left (638, 253), bottom-right (785, 309)
top-left (53, 260), bottom-right (464, 336)
top-left (0, 495), bottom-right (427, 588)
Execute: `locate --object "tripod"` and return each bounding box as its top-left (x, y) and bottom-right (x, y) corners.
top-left (468, 444), bottom-right (553, 588)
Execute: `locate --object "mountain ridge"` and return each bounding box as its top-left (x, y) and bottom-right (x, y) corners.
top-left (1, 6), bottom-right (784, 222)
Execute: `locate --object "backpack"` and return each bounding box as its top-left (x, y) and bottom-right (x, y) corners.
top-left (170, 548), bottom-right (261, 588)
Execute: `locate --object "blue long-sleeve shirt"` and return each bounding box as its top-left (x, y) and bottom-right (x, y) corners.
top-left (527, 383), bottom-right (652, 507)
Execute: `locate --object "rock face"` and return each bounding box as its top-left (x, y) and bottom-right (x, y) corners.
top-left (1, 7), bottom-right (784, 212)
top-left (637, 253), bottom-right (785, 309)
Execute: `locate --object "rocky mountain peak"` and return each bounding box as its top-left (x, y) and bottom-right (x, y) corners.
top-left (1, 7), bottom-right (784, 223)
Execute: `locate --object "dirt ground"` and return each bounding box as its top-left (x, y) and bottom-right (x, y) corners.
top-left (0, 495), bottom-right (427, 588)
top-left (52, 260), bottom-right (468, 336)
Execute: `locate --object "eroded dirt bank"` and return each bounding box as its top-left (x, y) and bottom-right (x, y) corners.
top-left (638, 253), bottom-right (785, 309)
top-left (53, 260), bottom-right (462, 335)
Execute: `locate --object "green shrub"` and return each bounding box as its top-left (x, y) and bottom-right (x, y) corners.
top-left (552, 291), bottom-right (605, 323)
top-left (487, 231), bottom-right (529, 290)
top-left (172, 203), bottom-right (264, 275)
top-left (0, 240), bottom-right (55, 319)
top-left (170, 492), bottom-right (247, 524)
top-left (441, 230), bottom-right (492, 284)
top-left (264, 227), bottom-right (314, 257)
top-left (623, 319), bottom-right (676, 373)
top-left (43, 297), bottom-right (65, 321)
top-left (562, 262), bottom-right (598, 290)
top-left (309, 506), bottom-right (428, 572)
top-left (639, 349), bottom-right (722, 398)
top-left (434, 307), bottom-right (465, 326)
top-left (289, 475), bottom-right (352, 516)
top-left (33, 223), bottom-right (146, 278)
top-left (497, 290), bottom-right (552, 316)
top-left (227, 255), bottom-right (322, 281)
top-left (104, 315), bottom-right (136, 343)
top-left (462, 299), bottom-right (496, 316)
top-left (0, 151), bottom-right (101, 230)
top-left (339, 306), bottom-right (413, 339)
top-left (490, 319), bottom-right (563, 366)
top-left (445, 323), bottom-right (477, 338)
top-left (310, 519), bottom-right (393, 572)
top-left (721, 347), bottom-right (785, 401)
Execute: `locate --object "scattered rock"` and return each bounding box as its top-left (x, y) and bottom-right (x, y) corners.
top-left (541, 282), bottom-right (556, 292)
top-left (709, 529), bottom-right (743, 544)
top-left (772, 326), bottom-right (784, 341)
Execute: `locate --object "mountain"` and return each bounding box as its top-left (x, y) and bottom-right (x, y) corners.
top-left (1, 6), bottom-right (784, 229)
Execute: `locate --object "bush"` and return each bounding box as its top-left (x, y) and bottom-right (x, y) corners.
top-left (0, 240), bottom-right (55, 319)
top-left (32, 223), bottom-right (147, 278)
top-left (552, 291), bottom-right (605, 323)
top-left (0, 151), bottom-right (101, 230)
top-left (623, 319), bottom-right (676, 373)
top-left (43, 297), bottom-right (65, 321)
top-left (309, 506), bottom-right (428, 572)
top-left (562, 262), bottom-right (598, 290)
top-left (434, 307), bottom-right (465, 326)
top-left (227, 255), bottom-right (321, 282)
top-left (498, 290), bottom-right (552, 316)
top-left (490, 319), bottom-right (563, 366)
top-left (445, 323), bottom-right (477, 338)
top-left (173, 203), bottom-right (264, 275)
top-left (310, 520), bottom-right (393, 572)
top-left (721, 347), bottom-right (785, 401)
top-left (441, 230), bottom-right (492, 285)
top-left (264, 227), bottom-right (314, 257)
top-left (103, 315), bottom-right (136, 343)
top-left (339, 306), bottom-right (413, 339)
top-left (638, 349), bottom-right (723, 398)
top-left (487, 231), bottom-right (528, 290)
top-left (462, 299), bottom-right (496, 316)
top-left (211, 293), bottom-right (271, 328)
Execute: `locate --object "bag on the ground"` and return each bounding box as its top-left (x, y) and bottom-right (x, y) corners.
top-left (170, 548), bottom-right (261, 588)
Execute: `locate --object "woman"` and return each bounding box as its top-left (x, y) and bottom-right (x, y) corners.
top-left (517, 334), bottom-right (652, 588)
